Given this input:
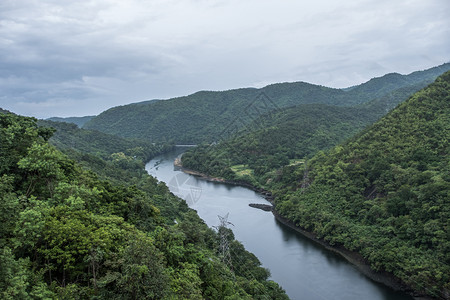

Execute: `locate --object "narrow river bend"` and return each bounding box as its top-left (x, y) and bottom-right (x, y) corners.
top-left (146, 147), bottom-right (412, 300)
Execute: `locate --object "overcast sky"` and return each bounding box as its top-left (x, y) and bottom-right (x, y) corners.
top-left (1, 0), bottom-right (449, 118)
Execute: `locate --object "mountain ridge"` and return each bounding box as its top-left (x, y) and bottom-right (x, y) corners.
top-left (181, 70), bottom-right (450, 299)
top-left (84, 63), bottom-right (450, 144)
top-left (46, 116), bottom-right (95, 128)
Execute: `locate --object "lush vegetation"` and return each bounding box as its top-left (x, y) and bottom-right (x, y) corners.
top-left (46, 116), bottom-right (95, 128)
top-left (38, 120), bottom-right (171, 162)
top-left (0, 113), bottom-right (288, 299)
top-left (36, 119), bottom-right (174, 186)
top-left (181, 103), bottom-right (378, 186)
top-left (84, 63), bottom-right (450, 144)
top-left (272, 72), bottom-right (450, 298)
top-left (180, 70), bottom-right (450, 298)
top-left (3, 64), bottom-right (449, 299)
top-left (179, 80), bottom-right (436, 187)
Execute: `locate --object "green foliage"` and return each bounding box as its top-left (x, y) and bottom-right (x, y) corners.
top-left (18, 142), bottom-right (74, 198)
top-left (0, 176), bottom-right (20, 248)
top-left (273, 72), bottom-right (450, 298)
top-left (99, 233), bottom-right (170, 299)
top-left (46, 115), bottom-right (94, 128)
top-left (0, 247), bottom-right (55, 300)
top-left (6, 62), bottom-right (447, 300)
top-left (84, 63), bottom-right (450, 144)
top-left (181, 103), bottom-right (379, 186)
top-left (38, 119), bottom-right (172, 162)
top-left (0, 114), bottom-right (54, 177)
top-left (180, 70), bottom-right (450, 299)
top-left (0, 113), bottom-right (288, 298)
top-left (36, 119), bottom-right (173, 190)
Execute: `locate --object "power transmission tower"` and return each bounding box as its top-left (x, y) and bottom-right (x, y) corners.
top-left (213, 213), bottom-right (234, 271)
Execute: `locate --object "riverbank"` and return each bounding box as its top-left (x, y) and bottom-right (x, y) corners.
top-left (174, 157), bottom-right (228, 182)
top-left (271, 211), bottom-right (421, 297)
top-left (174, 157), bottom-right (275, 199)
top-left (174, 158), bottom-right (432, 300)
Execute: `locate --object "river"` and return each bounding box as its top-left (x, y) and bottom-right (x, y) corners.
top-left (145, 147), bottom-right (412, 300)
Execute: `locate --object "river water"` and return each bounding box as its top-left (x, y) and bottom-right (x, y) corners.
top-left (146, 147), bottom-right (412, 300)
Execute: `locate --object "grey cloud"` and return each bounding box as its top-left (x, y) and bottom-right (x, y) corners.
top-left (0, 0), bottom-right (449, 118)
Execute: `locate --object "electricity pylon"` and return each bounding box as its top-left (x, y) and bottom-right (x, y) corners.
top-left (213, 213), bottom-right (234, 271)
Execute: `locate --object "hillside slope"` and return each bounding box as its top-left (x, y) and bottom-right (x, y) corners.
top-left (84, 63), bottom-right (450, 144)
top-left (0, 113), bottom-right (288, 299)
top-left (84, 84), bottom-right (343, 143)
top-left (274, 71), bottom-right (450, 298)
top-left (38, 120), bottom-right (170, 162)
top-left (179, 73), bottom-right (443, 187)
top-left (343, 63), bottom-right (450, 103)
top-left (46, 116), bottom-right (95, 128)
top-left (181, 103), bottom-right (378, 185)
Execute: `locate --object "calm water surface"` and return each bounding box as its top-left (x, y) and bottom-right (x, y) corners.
top-left (146, 147), bottom-right (412, 300)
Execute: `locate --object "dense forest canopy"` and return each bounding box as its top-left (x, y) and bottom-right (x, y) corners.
top-left (45, 116), bottom-right (95, 128)
top-left (38, 119), bottom-right (171, 162)
top-left (181, 71), bottom-right (450, 298)
top-left (0, 113), bottom-right (288, 299)
top-left (272, 71), bottom-right (450, 298)
top-left (179, 72), bottom-right (446, 187)
top-left (181, 100), bottom-right (384, 186)
top-left (1, 64), bottom-right (449, 300)
top-left (84, 63), bottom-right (450, 144)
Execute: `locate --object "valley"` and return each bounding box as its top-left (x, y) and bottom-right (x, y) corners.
top-left (1, 64), bottom-right (449, 299)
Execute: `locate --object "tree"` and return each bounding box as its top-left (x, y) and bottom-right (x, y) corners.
top-left (18, 142), bottom-right (73, 198)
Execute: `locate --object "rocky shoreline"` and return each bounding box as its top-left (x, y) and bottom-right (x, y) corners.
top-left (248, 203), bottom-right (273, 211)
top-left (173, 158), bottom-right (433, 300)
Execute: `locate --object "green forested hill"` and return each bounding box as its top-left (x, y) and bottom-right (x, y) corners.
top-left (83, 85), bottom-right (343, 144)
top-left (179, 77), bottom-right (437, 186)
top-left (38, 119), bottom-right (171, 162)
top-left (84, 63), bottom-right (450, 144)
top-left (343, 63), bottom-right (450, 103)
top-left (274, 71), bottom-right (450, 298)
top-left (181, 103), bottom-right (377, 185)
top-left (37, 119), bottom-right (174, 185)
top-left (0, 114), bottom-right (288, 299)
top-left (46, 116), bottom-right (95, 128)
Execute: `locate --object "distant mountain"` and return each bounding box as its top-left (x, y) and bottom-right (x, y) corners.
top-left (180, 75), bottom-right (443, 194)
top-left (274, 71), bottom-right (450, 298)
top-left (0, 108), bottom-right (14, 115)
top-left (342, 63), bottom-right (450, 103)
top-left (84, 63), bottom-right (450, 144)
top-left (183, 69), bottom-right (446, 185)
top-left (46, 115), bottom-right (95, 127)
top-left (180, 71), bottom-right (447, 184)
top-left (83, 84), bottom-right (343, 144)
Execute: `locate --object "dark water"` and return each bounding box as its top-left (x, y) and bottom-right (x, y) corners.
top-left (146, 147), bottom-right (412, 300)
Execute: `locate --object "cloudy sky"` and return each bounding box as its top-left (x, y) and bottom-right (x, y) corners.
top-left (1, 0), bottom-right (449, 118)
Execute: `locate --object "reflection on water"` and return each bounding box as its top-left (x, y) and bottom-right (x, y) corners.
top-left (146, 148), bottom-right (412, 300)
